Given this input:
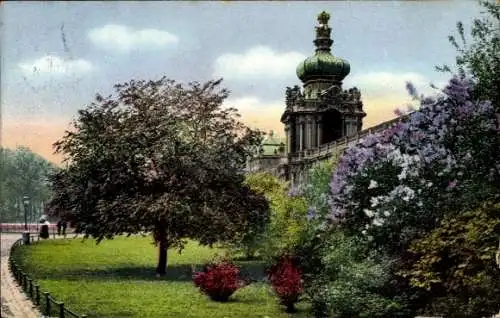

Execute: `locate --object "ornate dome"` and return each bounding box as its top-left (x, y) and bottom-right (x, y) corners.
top-left (296, 11), bottom-right (350, 83)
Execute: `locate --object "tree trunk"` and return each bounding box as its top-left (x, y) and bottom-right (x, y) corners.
top-left (285, 302), bottom-right (296, 313)
top-left (156, 240), bottom-right (168, 276)
top-left (155, 228), bottom-right (169, 277)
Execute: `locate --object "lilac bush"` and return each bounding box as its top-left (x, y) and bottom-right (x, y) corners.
top-left (329, 76), bottom-right (500, 250)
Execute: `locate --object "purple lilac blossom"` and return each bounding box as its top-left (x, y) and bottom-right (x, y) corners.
top-left (287, 185), bottom-right (303, 197)
top-left (306, 207), bottom-right (316, 221)
top-left (329, 76), bottom-right (497, 225)
top-left (447, 180), bottom-right (457, 190)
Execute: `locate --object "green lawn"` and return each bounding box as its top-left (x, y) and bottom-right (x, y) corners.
top-left (11, 236), bottom-right (310, 318)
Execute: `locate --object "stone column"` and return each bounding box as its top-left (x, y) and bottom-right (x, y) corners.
top-left (299, 120), bottom-right (304, 151)
top-left (317, 118), bottom-right (323, 146)
top-left (346, 119), bottom-right (352, 136)
top-left (306, 116), bottom-right (312, 150)
top-left (302, 122), bottom-right (306, 150)
top-left (285, 125), bottom-right (290, 154)
top-left (311, 116), bottom-right (317, 148)
top-left (303, 118), bottom-right (308, 150)
top-left (295, 121), bottom-right (301, 152)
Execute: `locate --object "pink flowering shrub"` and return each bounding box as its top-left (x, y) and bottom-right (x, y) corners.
top-left (329, 76), bottom-right (500, 251)
top-left (193, 259), bottom-right (247, 302)
top-left (267, 254), bottom-right (304, 313)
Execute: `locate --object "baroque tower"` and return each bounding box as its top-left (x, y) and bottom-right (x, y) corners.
top-left (280, 11), bottom-right (366, 183)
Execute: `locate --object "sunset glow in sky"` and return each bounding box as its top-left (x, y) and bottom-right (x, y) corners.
top-left (1, 1), bottom-right (485, 164)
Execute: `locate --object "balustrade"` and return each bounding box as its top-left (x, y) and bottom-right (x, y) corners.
top-left (252, 112), bottom-right (413, 174)
top-left (287, 112), bottom-right (412, 163)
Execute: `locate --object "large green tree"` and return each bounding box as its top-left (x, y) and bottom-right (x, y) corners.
top-left (0, 147), bottom-right (55, 223)
top-left (48, 77), bottom-right (269, 276)
top-left (437, 0), bottom-right (500, 111)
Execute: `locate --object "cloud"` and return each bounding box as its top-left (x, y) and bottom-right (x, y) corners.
top-left (344, 71), bottom-right (448, 129)
top-left (346, 71), bottom-right (444, 99)
top-left (225, 96), bottom-right (285, 134)
top-left (88, 24), bottom-right (179, 52)
top-left (18, 55), bottom-right (93, 77)
top-left (214, 46), bottom-right (306, 80)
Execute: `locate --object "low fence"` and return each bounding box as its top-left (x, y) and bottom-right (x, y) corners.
top-left (1, 223), bottom-right (56, 233)
top-left (8, 237), bottom-right (87, 318)
top-left (1, 223), bottom-right (74, 238)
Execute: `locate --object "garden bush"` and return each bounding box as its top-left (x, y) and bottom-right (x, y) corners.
top-left (241, 172), bottom-right (308, 261)
top-left (402, 199), bottom-right (500, 317)
top-left (297, 231), bottom-right (407, 318)
top-left (267, 254), bottom-right (304, 313)
top-left (193, 259), bottom-right (247, 302)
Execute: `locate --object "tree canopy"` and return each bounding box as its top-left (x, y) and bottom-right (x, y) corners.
top-left (437, 0), bottom-right (500, 111)
top-left (48, 77), bottom-right (269, 275)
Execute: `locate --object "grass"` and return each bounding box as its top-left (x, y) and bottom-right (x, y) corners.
top-left (12, 235), bottom-right (311, 318)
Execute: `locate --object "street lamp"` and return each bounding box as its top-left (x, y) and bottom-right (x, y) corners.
top-left (22, 196), bottom-right (30, 244)
top-left (23, 195), bottom-right (30, 230)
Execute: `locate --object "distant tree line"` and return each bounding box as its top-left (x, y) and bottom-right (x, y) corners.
top-left (0, 146), bottom-right (56, 223)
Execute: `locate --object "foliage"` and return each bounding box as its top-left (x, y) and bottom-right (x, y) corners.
top-left (240, 159), bottom-right (339, 261)
top-left (0, 147), bottom-right (56, 223)
top-left (11, 236), bottom-right (311, 317)
top-left (402, 200), bottom-right (500, 317)
top-left (302, 153), bottom-right (343, 222)
top-left (226, 172), bottom-right (281, 259)
top-left (291, 157), bottom-right (409, 317)
top-left (329, 76), bottom-right (500, 253)
top-left (243, 172), bottom-right (307, 260)
top-left (292, 156), bottom-right (345, 314)
top-left (437, 0), bottom-right (500, 112)
top-left (267, 254), bottom-right (304, 313)
top-left (193, 259), bottom-right (247, 302)
top-left (300, 232), bottom-right (406, 318)
top-left (47, 77), bottom-right (269, 275)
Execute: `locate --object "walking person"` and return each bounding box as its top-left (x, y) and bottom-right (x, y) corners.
top-left (39, 216), bottom-right (50, 239)
top-left (56, 220), bottom-right (62, 236)
top-left (62, 220), bottom-right (67, 238)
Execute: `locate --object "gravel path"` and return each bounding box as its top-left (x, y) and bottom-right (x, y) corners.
top-left (1, 233), bottom-right (40, 318)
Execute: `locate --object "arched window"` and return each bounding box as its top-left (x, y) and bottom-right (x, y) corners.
top-left (321, 109), bottom-right (343, 144)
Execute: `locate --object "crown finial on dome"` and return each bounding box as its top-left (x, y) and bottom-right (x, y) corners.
top-left (318, 11), bottom-right (330, 25)
top-left (314, 11), bottom-right (333, 53)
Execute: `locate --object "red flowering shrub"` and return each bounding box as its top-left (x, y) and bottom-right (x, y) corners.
top-left (267, 254), bottom-right (304, 312)
top-left (193, 260), bottom-right (246, 302)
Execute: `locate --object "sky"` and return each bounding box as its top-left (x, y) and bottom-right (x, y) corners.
top-left (0, 1), bottom-right (487, 164)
